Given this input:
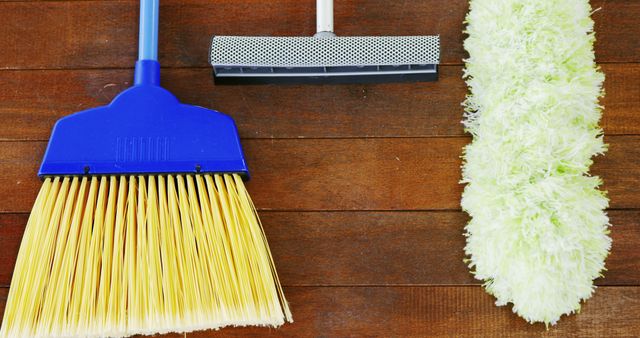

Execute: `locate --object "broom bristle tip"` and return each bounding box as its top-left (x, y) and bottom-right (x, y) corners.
top-left (1, 173), bottom-right (291, 338)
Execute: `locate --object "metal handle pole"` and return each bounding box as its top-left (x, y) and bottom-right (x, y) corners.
top-left (316, 0), bottom-right (335, 36)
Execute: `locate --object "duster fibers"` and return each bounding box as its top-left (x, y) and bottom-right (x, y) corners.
top-left (461, 0), bottom-right (611, 325)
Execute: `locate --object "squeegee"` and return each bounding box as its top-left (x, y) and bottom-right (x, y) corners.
top-left (210, 0), bottom-right (440, 84)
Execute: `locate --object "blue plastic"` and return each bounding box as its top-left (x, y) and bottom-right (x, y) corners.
top-left (38, 1), bottom-right (249, 178)
top-left (139, 0), bottom-right (159, 61)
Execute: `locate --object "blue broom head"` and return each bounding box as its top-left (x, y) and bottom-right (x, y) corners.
top-left (39, 60), bottom-right (249, 178)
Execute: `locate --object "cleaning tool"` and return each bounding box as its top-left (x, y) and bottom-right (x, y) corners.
top-left (0, 0), bottom-right (291, 336)
top-left (210, 0), bottom-right (440, 84)
top-left (461, 0), bottom-right (611, 325)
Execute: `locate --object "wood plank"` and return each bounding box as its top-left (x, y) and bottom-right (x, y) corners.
top-left (1, 210), bottom-right (637, 288)
top-left (601, 64), bottom-right (640, 135)
top-left (0, 0), bottom-right (637, 70)
top-left (1, 286), bottom-right (638, 337)
top-left (0, 64), bottom-right (637, 141)
top-left (0, 215), bottom-right (24, 287)
top-left (192, 287), bottom-right (640, 337)
top-left (0, 287), bottom-right (6, 323)
top-left (0, 136), bottom-right (637, 213)
top-left (0, 66), bottom-right (465, 141)
top-left (200, 286), bottom-right (640, 337)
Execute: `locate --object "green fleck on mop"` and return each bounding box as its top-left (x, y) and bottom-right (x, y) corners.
top-left (461, 0), bottom-right (611, 325)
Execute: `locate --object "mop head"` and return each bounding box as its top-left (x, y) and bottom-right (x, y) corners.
top-left (461, 0), bottom-right (611, 325)
top-left (1, 174), bottom-right (291, 337)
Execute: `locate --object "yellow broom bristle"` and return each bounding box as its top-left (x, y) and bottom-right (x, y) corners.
top-left (0, 174), bottom-right (292, 338)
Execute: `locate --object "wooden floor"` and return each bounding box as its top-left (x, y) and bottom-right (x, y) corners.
top-left (1, 0), bottom-right (639, 337)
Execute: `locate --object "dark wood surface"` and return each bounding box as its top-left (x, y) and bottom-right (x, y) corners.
top-left (2, 210), bottom-right (640, 289)
top-left (1, 137), bottom-right (639, 212)
top-left (1, 286), bottom-right (639, 337)
top-left (0, 0), bottom-right (638, 336)
top-left (0, 0), bottom-right (638, 69)
top-left (0, 64), bottom-right (639, 141)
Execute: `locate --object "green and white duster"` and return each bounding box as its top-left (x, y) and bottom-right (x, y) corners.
top-left (461, 0), bottom-right (611, 325)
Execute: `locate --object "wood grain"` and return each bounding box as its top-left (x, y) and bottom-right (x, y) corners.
top-left (0, 0), bottom-right (637, 70)
top-left (0, 64), bottom-right (637, 141)
top-left (1, 286), bottom-right (638, 337)
top-left (0, 1), bottom-right (638, 336)
top-left (1, 210), bottom-right (637, 288)
top-left (0, 287), bottom-right (6, 321)
top-left (0, 136), bottom-right (636, 213)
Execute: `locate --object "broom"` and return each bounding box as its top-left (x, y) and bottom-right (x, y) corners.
top-left (0, 0), bottom-right (292, 337)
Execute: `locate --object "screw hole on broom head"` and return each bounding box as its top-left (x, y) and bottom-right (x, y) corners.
top-left (195, 164), bottom-right (201, 173)
top-left (83, 166), bottom-right (90, 174)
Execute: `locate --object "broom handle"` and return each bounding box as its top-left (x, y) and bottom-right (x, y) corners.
top-left (139, 0), bottom-right (159, 61)
top-left (135, 0), bottom-right (160, 85)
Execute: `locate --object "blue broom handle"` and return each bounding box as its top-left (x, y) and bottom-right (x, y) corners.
top-left (135, 0), bottom-right (160, 85)
top-left (139, 0), bottom-right (159, 61)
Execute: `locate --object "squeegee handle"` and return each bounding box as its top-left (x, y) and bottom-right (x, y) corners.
top-left (135, 0), bottom-right (160, 85)
top-left (316, 0), bottom-right (334, 34)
